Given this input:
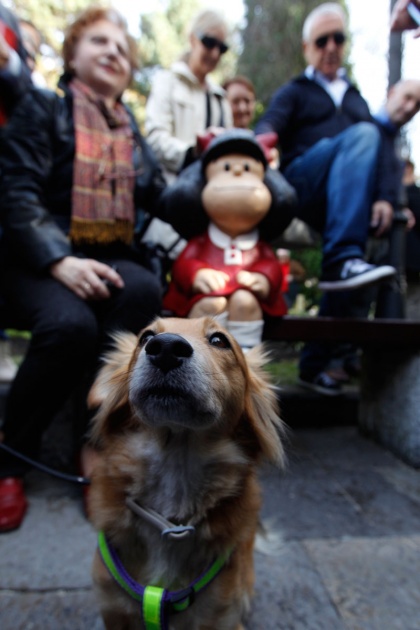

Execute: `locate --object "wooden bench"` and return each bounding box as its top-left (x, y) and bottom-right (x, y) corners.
top-left (263, 315), bottom-right (420, 345)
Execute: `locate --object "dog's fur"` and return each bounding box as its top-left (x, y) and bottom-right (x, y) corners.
top-left (88, 316), bottom-right (285, 630)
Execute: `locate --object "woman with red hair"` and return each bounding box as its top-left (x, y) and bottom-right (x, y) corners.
top-left (0, 6), bottom-right (167, 532)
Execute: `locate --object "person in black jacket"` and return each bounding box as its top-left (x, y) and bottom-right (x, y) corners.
top-left (255, 2), bottom-right (397, 394)
top-left (0, 2), bottom-right (31, 127)
top-left (0, 6), bottom-right (167, 532)
top-left (0, 3), bottom-right (33, 385)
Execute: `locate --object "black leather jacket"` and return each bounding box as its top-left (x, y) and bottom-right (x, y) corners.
top-left (0, 4), bottom-right (32, 125)
top-left (0, 75), bottom-right (166, 271)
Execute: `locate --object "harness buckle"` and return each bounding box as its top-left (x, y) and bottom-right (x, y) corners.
top-left (161, 524), bottom-right (195, 540)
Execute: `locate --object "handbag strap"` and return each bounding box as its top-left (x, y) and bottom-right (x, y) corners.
top-left (205, 92), bottom-right (225, 128)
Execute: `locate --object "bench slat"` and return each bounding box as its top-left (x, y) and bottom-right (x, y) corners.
top-left (263, 316), bottom-right (420, 345)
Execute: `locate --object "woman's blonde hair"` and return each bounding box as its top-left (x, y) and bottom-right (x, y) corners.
top-left (189, 9), bottom-right (228, 39)
top-left (62, 5), bottom-right (139, 76)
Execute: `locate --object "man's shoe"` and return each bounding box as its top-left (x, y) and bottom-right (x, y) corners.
top-left (343, 354), bottom-right (362, 377)
top-left (319, 259), bottom-right (396, 291)
top-left (0, 477), bottom-right (28, 532)
top-left (325, 365), bottom-right (351, 383)
top-left (298, 371), bottom-right (343, 396)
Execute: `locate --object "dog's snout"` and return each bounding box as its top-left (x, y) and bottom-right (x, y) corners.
top-left (145, 333), bottom-right (193, 373)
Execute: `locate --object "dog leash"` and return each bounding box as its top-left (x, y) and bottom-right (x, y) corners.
top-left (0, 442), bottom-right (90, 485)
top-left (98, 530), bottom-right (233, 630)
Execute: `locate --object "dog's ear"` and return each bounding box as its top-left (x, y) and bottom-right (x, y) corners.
top-left (88, 331), bottom-right (138, 445)
top-left (243, 346), bottom-right (286, 467)
top-left (88, 331), bottom-right (138, 407)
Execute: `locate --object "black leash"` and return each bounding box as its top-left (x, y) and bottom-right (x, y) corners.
top-left (0, 442), bottom-right (90, 485)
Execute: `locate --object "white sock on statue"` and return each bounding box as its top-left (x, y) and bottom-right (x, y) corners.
top-left (227, 320), bottom-right (264, 351)
top-left (213, 311), bottom-right (229, 329)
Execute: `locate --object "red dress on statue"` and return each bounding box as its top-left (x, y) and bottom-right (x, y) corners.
top-left (163, 223), bottom-right (288, 317)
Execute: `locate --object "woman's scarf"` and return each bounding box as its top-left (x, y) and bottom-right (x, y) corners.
top-left (69, 77), bottom-right (136, 246)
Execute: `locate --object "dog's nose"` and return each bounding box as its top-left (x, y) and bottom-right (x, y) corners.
top-left (145, 333), bottom-right (193, 373)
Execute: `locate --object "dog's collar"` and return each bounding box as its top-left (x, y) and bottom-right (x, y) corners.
top-left (98, 530), bottom-right (233, 630)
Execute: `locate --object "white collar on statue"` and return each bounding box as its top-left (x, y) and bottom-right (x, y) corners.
top-left (208, 223), bottom-right (259, 251)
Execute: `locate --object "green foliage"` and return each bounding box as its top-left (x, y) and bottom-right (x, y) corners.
top-left (292, 245), bottom-right (322, 280)
top-left (5, 329), bottom-right (31, 340)
top-left (265, 355), bottom-right (299, 386)
top-left (9, 0), bottom-right (97, 90)
top-left (139, 0), bottom-right (200, 71)
top-left (166, 0), bottom-right (201, 43)
top-left (11, 0), bottom-right (90, 56)
top-left (140, 11), bottom-right (188, 72)
top-left (291, 245), bottom-right (323, 309)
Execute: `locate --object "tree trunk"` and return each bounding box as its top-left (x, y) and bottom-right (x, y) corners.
top-left (388, 0), bottom-right (403, 88)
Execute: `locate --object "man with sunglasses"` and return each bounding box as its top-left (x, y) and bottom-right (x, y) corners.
top-left (256, 2), bottom-right (397, 394)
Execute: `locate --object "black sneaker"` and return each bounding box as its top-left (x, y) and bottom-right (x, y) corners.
top-left (343, 354), bottom-right (362, 378)
top-left (298, 371), bottom-right (343, 396)
top-left (318, 259), bottom-right (396, 292)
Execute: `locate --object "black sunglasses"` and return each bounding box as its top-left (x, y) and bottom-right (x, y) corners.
top-left (198, 33), bottom-right (229, 55)
top-left (314, 31), bottom-right (346, 49)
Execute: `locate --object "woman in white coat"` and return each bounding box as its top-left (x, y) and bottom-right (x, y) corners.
top-left (145, 9), bottom-right (232, 184)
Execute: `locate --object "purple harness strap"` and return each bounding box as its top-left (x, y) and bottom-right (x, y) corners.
top-left (98, 531), bottom-right (233, 629)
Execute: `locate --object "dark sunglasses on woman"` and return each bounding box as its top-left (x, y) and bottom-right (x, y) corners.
top-left (198, 33), bottom-right (229, 54)
top-left (315, 31), bottom-right (346, 49)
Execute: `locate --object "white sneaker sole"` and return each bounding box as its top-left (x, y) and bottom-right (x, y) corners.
top-left (318, 265), bottom-right (396, 292)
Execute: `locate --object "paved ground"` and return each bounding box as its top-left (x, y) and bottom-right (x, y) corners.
top-left (1, 422), bottom-right (419, 630)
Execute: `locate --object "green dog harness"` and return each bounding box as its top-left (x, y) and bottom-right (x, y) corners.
top-left (98, 530), bottom-right (233, 630)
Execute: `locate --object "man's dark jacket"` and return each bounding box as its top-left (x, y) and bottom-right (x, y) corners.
top-left (406, 182), bottom-right (420, 273)
top-left (256, 73), bottom-right (395, 204)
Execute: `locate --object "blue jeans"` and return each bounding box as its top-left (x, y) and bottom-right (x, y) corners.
top-left (284, 122), bottom-right (381, 271)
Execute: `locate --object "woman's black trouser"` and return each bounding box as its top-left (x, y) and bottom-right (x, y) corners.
top-left (0, 256), bottom-right (162, 477)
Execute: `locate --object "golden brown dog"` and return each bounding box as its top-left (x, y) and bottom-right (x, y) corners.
top-left (88, 316), bottom-right (285, 630)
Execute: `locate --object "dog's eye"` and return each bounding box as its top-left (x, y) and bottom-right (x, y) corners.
top-left (209, 332), bottom-right (231, 349)
top-left (139, 330), bottom-right (156, 347)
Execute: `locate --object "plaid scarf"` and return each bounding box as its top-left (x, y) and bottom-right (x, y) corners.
top-left (69, 78), bottom-right (136, 246)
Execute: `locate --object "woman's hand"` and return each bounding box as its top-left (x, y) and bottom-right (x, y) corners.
top-left (50, 256), bottom-right (124, 300)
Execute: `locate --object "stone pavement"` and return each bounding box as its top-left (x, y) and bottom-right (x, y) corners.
top-left (1, 425), bottom-right (420, 630)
